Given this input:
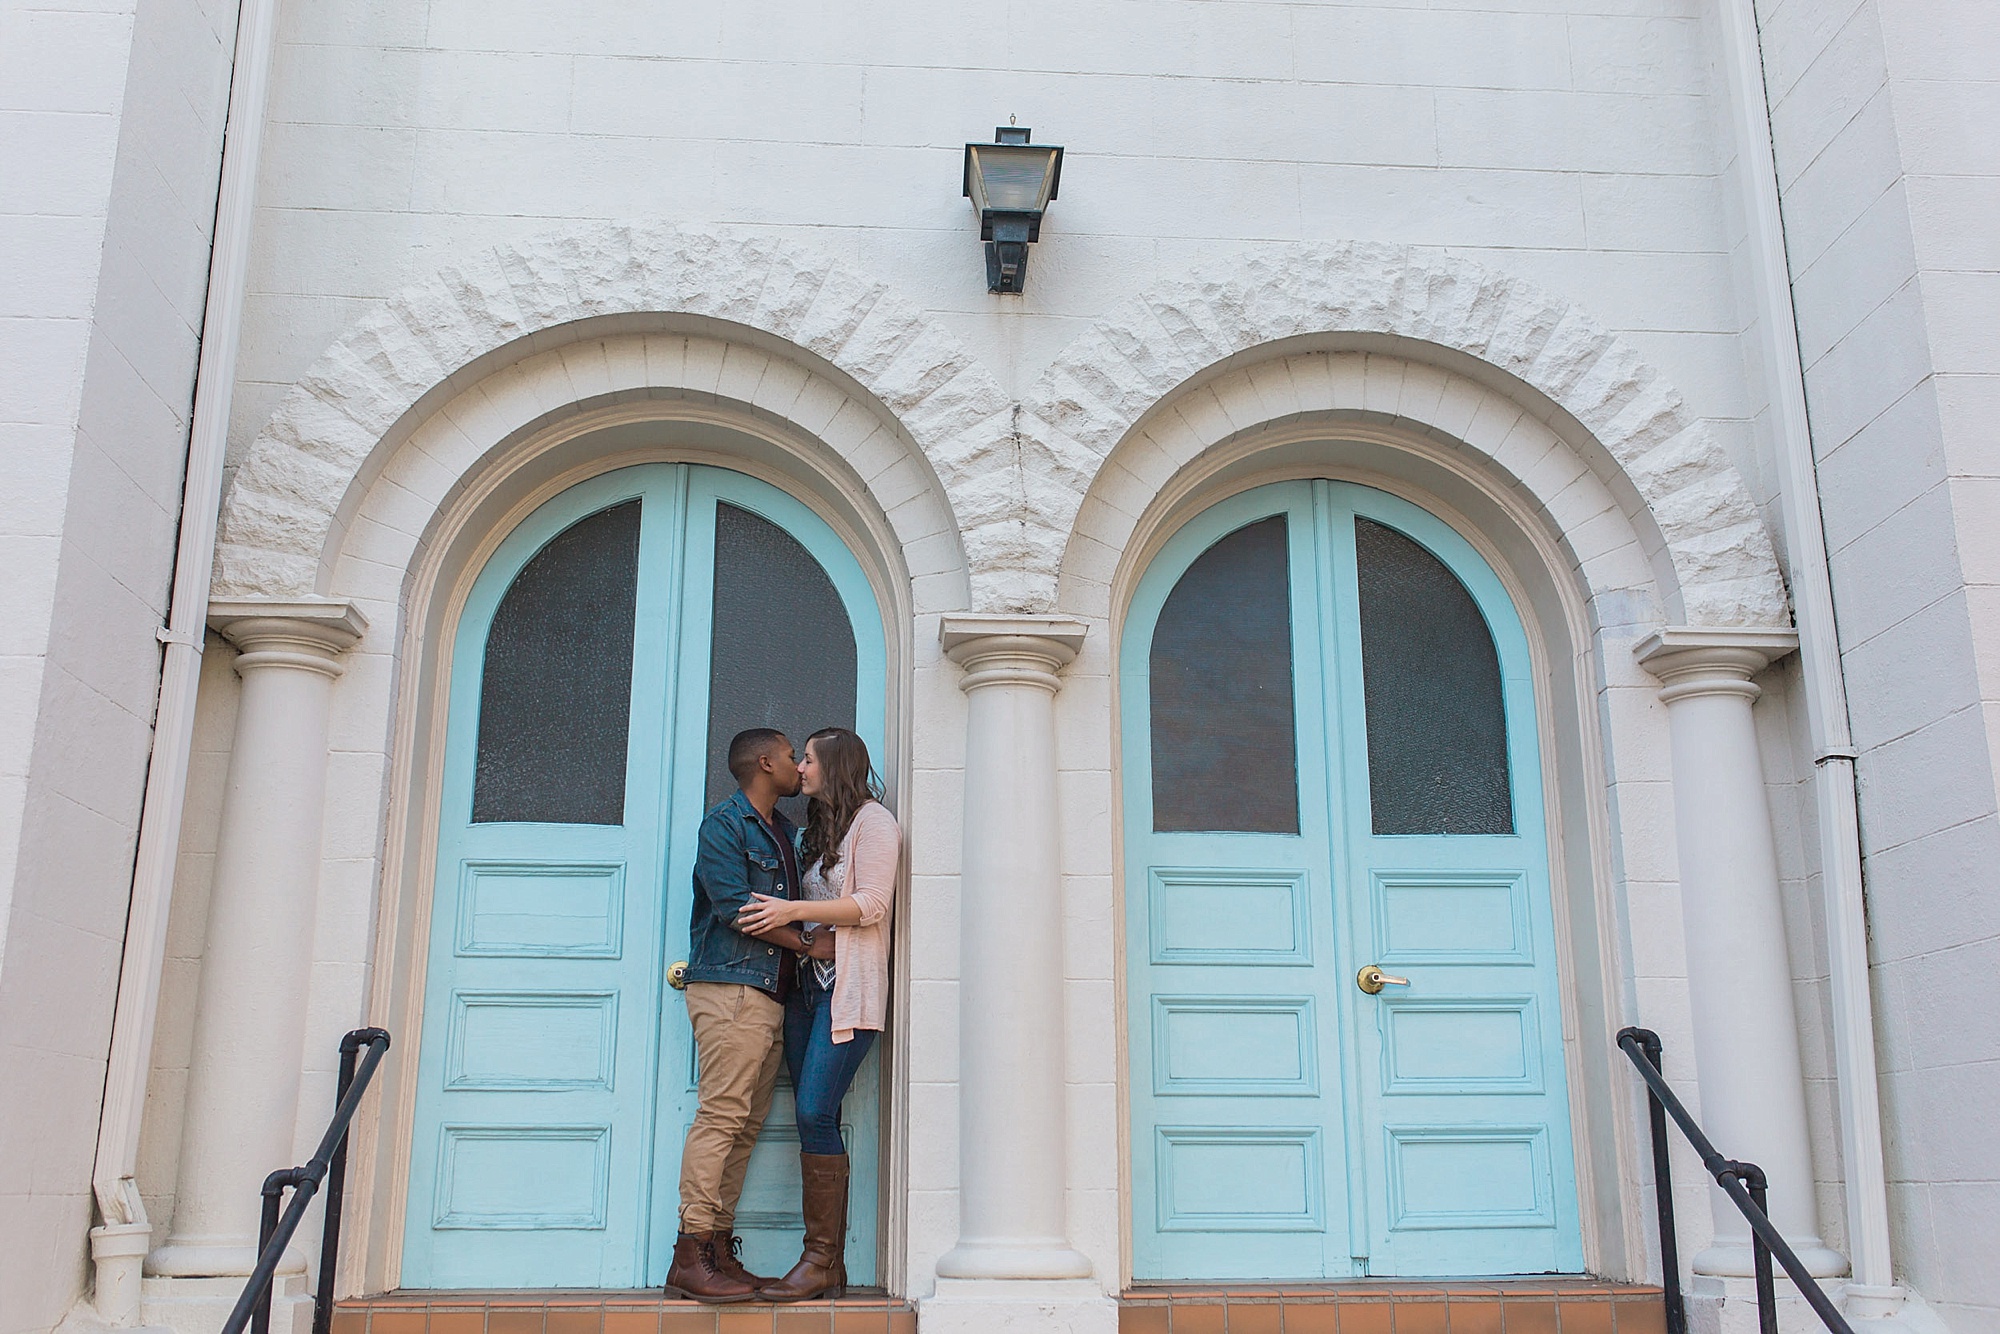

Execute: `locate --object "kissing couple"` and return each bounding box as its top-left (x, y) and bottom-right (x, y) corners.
top-left (665, 726), bottom-right (901, 1303)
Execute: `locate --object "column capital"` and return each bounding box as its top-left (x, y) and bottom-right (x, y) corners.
top-left (209, 598), bottom-right (369, 678)
top-left (941, 615), bottom-right (1087, 694)
top-left (1635, 625), bottom-right (1798, 704)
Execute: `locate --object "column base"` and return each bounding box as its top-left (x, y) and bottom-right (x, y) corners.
top-left (1687, 1276), bottom-right (1949, 1334)
top-left (140, 1274), bottom-right (312, 1334)
top-left (919, 1279), bottom-right (1117, 1334)
top-left (1692, 1237), bottom-right (1847, 1279)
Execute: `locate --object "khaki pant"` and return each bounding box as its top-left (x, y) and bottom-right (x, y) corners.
top-left (678, 981), bottom-right (786, 1234)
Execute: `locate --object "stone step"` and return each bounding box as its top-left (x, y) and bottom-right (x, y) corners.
top-left (332, 1292), bottom-right (913, 1334)
top-left (1117, 1281), bottom-right (1669, 1334)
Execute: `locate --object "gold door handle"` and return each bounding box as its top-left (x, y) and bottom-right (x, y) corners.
top-left (1357, 964), bottom-right (1411, 995)
top-left (668, 961), bottom-right (689, 991)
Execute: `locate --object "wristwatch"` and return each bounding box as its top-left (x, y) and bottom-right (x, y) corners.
top-left (798, 926), bottom-right (816, 949)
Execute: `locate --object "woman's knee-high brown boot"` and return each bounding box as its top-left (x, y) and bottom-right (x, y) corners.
top-left (759, 1152), bottom-right (849, 1301)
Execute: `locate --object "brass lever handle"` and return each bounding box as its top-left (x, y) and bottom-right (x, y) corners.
top-left (668, 961), bottom-right (689, 991)
top-left (1356, 964), bottom-right (1411, 995)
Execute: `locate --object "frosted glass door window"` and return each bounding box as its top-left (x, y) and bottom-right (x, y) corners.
top-left (472, 500), bottom-right (642, 825)
top-left (1149, 515), bottom-right (1300, 834)
top-left (702, 502), bottom-right (859, 822)
top-left (1353, 517), bottom-right (1513, 835)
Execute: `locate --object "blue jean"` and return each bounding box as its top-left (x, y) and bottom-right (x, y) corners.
top-left (783, 970), bottom-right (876, 1155)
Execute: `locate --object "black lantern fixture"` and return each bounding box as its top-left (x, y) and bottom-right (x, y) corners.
top-left (962, 125), bottom-right (1063, 294)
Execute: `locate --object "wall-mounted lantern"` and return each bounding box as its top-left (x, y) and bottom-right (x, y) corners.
top-left (962, 125), bottom-right (1063, 294)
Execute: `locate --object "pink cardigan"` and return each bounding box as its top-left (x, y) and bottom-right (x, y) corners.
top-left (822, 800), bottom-right (901, 1044)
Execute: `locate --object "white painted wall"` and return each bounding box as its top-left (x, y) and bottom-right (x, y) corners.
top-left (1758, 0), bottom-right (2000, 1326)
top-left (0, 0), bottom-right (237, 1328)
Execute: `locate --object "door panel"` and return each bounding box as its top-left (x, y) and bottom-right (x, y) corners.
top-left (1125, 481), bottom-right (1582, 1281)
top-left (406, 464), bottom-right (887, 1289)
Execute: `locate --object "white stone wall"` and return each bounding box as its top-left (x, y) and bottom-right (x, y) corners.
top-left (1760, 0), bottom-right (2000, 1325)
top-left (229, 0), bottom-right (1758, 470)
top-left (0, 0), bottom-right (235, 1329)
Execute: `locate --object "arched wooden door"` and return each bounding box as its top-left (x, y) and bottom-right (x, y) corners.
top-left (403, 463), bottom-right (887, 1288)
top-left (1123, 481), bottom-right (1583, 1280)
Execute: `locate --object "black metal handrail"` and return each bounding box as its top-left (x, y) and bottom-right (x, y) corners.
top-left (224, 1027), bottom-right (391, 1334)
top-left (1618, 1027), bottom-right (1854, 1334)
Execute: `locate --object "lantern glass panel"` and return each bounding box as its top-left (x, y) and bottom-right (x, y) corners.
top-left (970, 144), bottom-right (1057, 212)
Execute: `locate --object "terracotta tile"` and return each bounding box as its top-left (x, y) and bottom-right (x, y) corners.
top-left (1339, 1300), bottom-right (1393, 1334)
top-left (1227, 1302), bottom-right (1282, 1334)
top-left (659, 1311), bottom-right (719, 1334)
top-left (489, 1312), bottom-right (545, 1334)
top-left (775, 1308), bottom-right (831, 1334)
top-left (1395, 1299), bottom-right (1449, 1334)
top-left (1171, 1302), bottom-right (1226, 1334)
top-left (1502, 1301), bottom-right (1558, 1334)
top-left (1611, 1300), bottom-right (1666, 1334)
top-left (888, 1313), bottom-right (916, 1334)
top-left (833, 1309), bottom-right (889, 1334)
top-left (371, 1314), bottom-right (428, 1334)
top-left (1556, 1299), bottom-right (1612, 1334)
top-left (333, 1311), bottom-right (369, 1334)
top-left (1286, 1304), bottom-right (1340, 1334)
top-left (604, 1312), bottom-right (661, 1334)
top-left (1119, 1304), bottom-right (1171, 1334)
top-left (547, 1310), bottom-right (603, 1334)
top-left (1448, 1299), bottom-right (1504, 1334)
top-left (430, 1313), bottom-right (486, 1334)
top-left (717, 1312), bottom-right (773, 1334)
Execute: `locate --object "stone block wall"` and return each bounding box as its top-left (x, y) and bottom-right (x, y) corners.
top-left (0, 0), bottom-right (238, 1329)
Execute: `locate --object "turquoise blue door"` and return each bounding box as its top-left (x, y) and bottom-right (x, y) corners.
top-left (404, 463), bottom-right (886, 1289)
top-left (1123, 481), bottom-right (1583, 1280)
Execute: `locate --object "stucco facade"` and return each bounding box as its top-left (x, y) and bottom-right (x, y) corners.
top-left (1, 1), bottom-right (1995, 1333)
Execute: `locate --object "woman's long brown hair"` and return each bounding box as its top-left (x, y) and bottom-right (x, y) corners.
top-left (800, 727), bottom-right (883, 874)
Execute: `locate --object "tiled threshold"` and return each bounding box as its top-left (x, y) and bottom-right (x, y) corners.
top-left (330, 1293), bottom-right (913, 1334)
top-left (1118, 1281), bottom-right (1668, 1334)
top-left (334, 1280), bottom-right (1665, 1334)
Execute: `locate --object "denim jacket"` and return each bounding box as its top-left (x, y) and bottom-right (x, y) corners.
top-left (685, 789), bottom-right (798, 992)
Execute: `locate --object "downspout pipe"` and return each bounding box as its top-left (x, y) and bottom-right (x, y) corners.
top-left (1711, 0), bottom-right (1900, 1311)
top-left (88, 0), bottom-right (284, 1322)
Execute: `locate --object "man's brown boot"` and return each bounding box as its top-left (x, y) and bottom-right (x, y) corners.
top-left (707, 1230), bottom-right (773, 1289)
top-left (760, 1153), bottom-right (849, 1301)
top-left (663, 1232), bottom-right (757, 1303)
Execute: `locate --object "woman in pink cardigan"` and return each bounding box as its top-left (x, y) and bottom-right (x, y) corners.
top-left (734, 727), bottom-right (900, 1301)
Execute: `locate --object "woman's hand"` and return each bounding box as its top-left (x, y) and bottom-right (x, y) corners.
top-left (737, 892), bottom-right (801, 936)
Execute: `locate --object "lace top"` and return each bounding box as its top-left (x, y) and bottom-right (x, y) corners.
top-left (801, 856), bottom-right (844, 990)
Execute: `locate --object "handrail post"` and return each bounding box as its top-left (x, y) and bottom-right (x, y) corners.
top-left (1620, 1027), bottom-right (1687, 1334)
top-left (252, 1168), bottom-right (308, 1334)
top-left (314, 1028), bottom-right (388, 1334)
top-left (1732, 1162), bottom-right (1778, 1334)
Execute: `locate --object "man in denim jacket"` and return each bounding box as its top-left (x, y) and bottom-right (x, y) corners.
top-left (666, 728), bottom-right (827, 1302)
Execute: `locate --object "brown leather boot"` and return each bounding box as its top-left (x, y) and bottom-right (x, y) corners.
top-left (663, 1231), bottom-right (757, 1303)
top-left (758, 1153), bottom-right (849, 1301)
top-left (707, 1230), bottom-right (773, 1288)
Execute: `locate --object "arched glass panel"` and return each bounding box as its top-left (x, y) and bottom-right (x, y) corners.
top-left (1354, 516), bottom-right (1512, 835)
top-left (1149, 515), bottom-right (1300, 833)
top-left (471, 499), bottom-right (641, 825)
top-left (703, 501), bottom-right (859, 824)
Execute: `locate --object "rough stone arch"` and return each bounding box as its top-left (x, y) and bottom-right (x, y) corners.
top-left (213, 222), bottom-right (1011, 600)
top-left (1025, 241), bottom-right (1789, 626)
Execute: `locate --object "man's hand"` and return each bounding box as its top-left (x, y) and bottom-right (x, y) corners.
top-left (805, 931), bottom-right (835, 962)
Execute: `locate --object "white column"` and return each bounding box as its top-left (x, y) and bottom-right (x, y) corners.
top-left (1636, 628), bottom-right (1845, 1280)
top-left (927, 616), bottom-right (1111, 1334)
top-left (149, 600), bottom-right (365, 1278)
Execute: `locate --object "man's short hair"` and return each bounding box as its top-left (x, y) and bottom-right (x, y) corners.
top-left (727, 728), bottom-right (789, 783)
